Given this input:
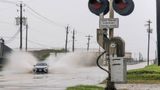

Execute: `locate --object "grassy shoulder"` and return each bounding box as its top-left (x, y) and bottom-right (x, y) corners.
top-left (127, 64), bottom-right (160, 83)
top-left (31, 48), bottom-right (65, 61)
top-left (67, 85), bottom-right (104, 90)
top-left (67, 65), bottom-right (160, 90)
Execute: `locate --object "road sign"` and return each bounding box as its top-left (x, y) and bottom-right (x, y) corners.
top-left (100, 18), bottom-right (119, 29)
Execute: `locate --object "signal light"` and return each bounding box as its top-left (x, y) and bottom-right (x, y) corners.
top-left (88, 0), bottom-right (109, 16)
top-left (113, 0), bottom-right (134, 16)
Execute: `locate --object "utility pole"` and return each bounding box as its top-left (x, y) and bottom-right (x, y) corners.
top-left (146, 20), bottom-right (152, 66)
top-left (20, 3), bottom-right (23, 50)
top-left (65, 26), bottom-right (69, 52)
top-left (16, 2), bottom-right (27, 50)
top-left (72, 29), bottom-right (75, 52)
top-left (86, 35), bottom-right (92, 51)
top-left (156, 0), bottom-right (160, 65)
top-left (0, 38), bottom-right (4, 58)
top-left (25, 24), bottom-right (28, 51)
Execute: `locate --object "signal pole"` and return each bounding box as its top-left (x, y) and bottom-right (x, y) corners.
top-left (105, 0), bottom-right (116, 90)
top-left (20, 3), bottom-right (23, 50)
top-left (86, 35), bottom-right (92, 51)
top-left (72, 29), bottom-right (75, 52)
top-left (109, 0), bottom-right (114, 39)
top-left (146, 20), bottom-right (152, 66)
top-left (88, 0), bottom-right (134, 89)
top-left (65, 26), bottom-right (69, 52)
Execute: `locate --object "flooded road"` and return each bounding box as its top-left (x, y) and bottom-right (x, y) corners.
top-left (0, 52), bottom-right (107, 90)
top-left (0, 67), bottom-right (107, 90)
top-left (0, 51), bottom-right (148, 90)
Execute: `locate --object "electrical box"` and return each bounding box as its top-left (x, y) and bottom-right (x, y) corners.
top-left (110, 56), bottom-right (127, 83)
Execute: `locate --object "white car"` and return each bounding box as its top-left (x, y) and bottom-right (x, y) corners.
top-left (33, 63), bottom-right (48, 74)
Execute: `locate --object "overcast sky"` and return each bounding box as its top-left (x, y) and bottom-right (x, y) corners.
top-left (0, 0), bottom-right (157, 59)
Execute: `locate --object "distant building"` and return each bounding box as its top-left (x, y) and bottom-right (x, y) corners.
top-left (124, 52), bottom-right (133, 61)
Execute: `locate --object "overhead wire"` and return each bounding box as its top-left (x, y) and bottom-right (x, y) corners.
top-left (0, 21), bottom-right (15, 25)
top-left (0, 0), bottom-right (17, 5)
top-left (5, 29), bottom-right (20, 44)
top-left (26, 9), bottom-right (56, 26)
top-left (0, 1), bottom-right (72, 49)
top-left (27, 39), bottom-right (54, 49)
top-left (0, 6), bottom-right (16, 13)
top-left (26, 4), bottom-right (66, 28)
top-left (4, 35), bottom-right (55, 48)
top-left (25, 0), bottom-right (38, 4)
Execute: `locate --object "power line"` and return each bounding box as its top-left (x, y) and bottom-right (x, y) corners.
top-left (0, 6), bottom-right (15, 12)
top-left (25, 0), bottom-right (38, 3)
top-left (4, 36), bottom-right (54, 49)
top-left (0, 0), bottom-right (17, 4)
top-left (26, 4), bottom-right (65, 28)
top-left (0, 21), bottom-right (15, 25)
top-left (5, 29), bottom-right (20, 44)
top-left (27, 10), bottom-right (56, 26)
top-left (27, 40), bottom-right (53, 49)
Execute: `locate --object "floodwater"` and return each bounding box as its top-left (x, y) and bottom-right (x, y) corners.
top-left (0, 67), bottom-right (107, 90)
top-left (0, 51), bottom-right (107, 90)
top-left (0, 51), bottom-right (153, 90)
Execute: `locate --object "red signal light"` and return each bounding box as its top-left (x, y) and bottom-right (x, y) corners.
top-left (113, 0), bottom-right (134, 16)
top-left (90, 0), bottom-right (102, 9)
top-left (88, 0), bottom-right (109, 16)
top-left (117, 2), bottom-right (127, 10)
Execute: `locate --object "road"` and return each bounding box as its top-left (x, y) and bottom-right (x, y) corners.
top-left (0, 52), bottom-right (151, 90)
top-left (0, 67), bottom-right (107, 90)
top-left (0, 63), bottom-right (149, 90)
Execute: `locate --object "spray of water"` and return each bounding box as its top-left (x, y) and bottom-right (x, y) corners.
top-left (2, 51), bottom-right (98, 74)
top-left (2, 51), bottom-right (38, 74)
top-left (45, 52), bottom-right (98, 73)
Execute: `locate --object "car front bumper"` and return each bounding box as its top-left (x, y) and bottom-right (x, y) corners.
top-left (33, 68), bottom-right (48, 73)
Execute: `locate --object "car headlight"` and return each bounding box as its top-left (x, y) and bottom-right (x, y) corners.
top-left (43, 67), bottom-right (48, 70)
top-left (33, 68), bottom-right (37, 71)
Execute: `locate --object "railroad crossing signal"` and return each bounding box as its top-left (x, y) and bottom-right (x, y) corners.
top-left (113, 0), bottom-right (134, 16)
top-left (88, 0), bottom-right (134, 16)
top-left (88, 0), bottom-right (109, 16)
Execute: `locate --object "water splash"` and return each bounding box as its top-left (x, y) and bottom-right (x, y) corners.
top-left (2, 51), bottom-right (38, 74)
top-left (45, 52), bottom-right (98, 73)
top-left (2, 51), bottom-right (98, 74)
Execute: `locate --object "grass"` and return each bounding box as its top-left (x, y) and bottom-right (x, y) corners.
top-left (31, 48), bottom-right (65, 61)
top-left (127, 64), bottom-right (160, 83)
top-left (67, 65), bottom-right (160, 90)
top-left (66, 85), bottom-right (104, 90)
